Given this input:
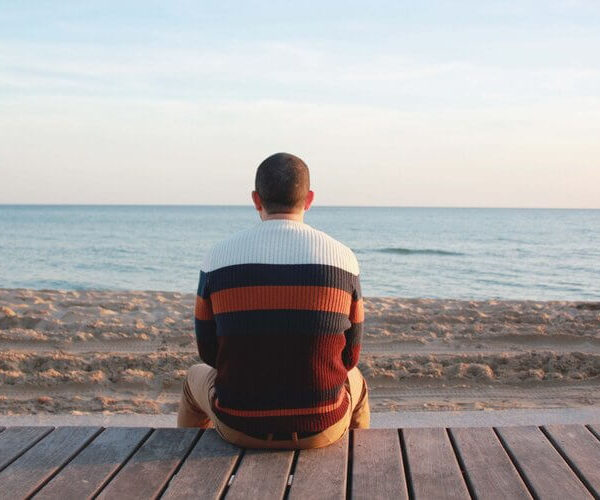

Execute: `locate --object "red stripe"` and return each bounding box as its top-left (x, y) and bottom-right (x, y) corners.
top-left (195, 296), bottom-right (214, 320)
top-left (211, 286), bottom-right (352, 314)
top-left (350, 298), bottom-right (364, 323)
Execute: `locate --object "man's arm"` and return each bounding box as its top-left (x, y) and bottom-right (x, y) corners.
top-left (194, 270), bottom-right (218, 367)
top-left (342, 277), bottom-right (364, 370)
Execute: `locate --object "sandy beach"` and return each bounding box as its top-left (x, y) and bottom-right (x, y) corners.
top-left (0, 288), bottom-right (599, 416)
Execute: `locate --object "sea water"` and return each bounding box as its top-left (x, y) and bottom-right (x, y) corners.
top-left (0, 205), bottom-right (598, 300)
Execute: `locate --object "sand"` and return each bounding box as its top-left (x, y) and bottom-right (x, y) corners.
top-left (0, 288), bottom-right (599, 416)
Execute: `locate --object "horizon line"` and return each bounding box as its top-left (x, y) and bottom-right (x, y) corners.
top-left (1, 203), bottom-right (599, 210)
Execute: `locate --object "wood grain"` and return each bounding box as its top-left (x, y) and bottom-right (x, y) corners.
top-left (0, 426), bottom-right (53, 471)
top-left (543, 424), bottom-right (600, 497)
top-left (96, 428), bottom-right (199, 499)
top-left (352, 428), bottom-right (408, 500)
top-left (161, 429), bottom-right (241, 500)
top-left (36, 427), bottom-right (151, 499)
top-left (496, 426), bottom-right (592, 499)
top-left (289, 432), bottom-right (348, 500)
top-left (450, 427), bottom-right (531, 500)
top-left (0, 426), bottom-right (101, 497)
top-left (403, 427), bottom-right (469, 500)
top-left (226, 448), bottom-right (294, 500)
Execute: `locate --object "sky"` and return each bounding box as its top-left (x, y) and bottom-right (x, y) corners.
top-left (1, 1), bottom-right (599, 207)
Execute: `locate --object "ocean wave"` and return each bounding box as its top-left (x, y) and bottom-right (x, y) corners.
top-left (375, 247), bottom-right (465, 256)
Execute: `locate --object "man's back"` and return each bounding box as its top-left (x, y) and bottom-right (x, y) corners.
top-left (195, 218), bottom-right (364, 435)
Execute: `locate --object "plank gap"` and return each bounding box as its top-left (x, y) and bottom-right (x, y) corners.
top-left (91, 427), bottom-right (154, 499)
top-left (156, 429), bottom-right (204, 499)
top-left (29, 426), bottom-right (105, 498)
top-left (446, 428), bottom-right (476, 500)
top-left (218, 448), bottom-right (245, 500)
top-left (586, 425), bottom-right (600, 443)
top-left (540, 426), bottom-right (599, 499)
top-left (0, 426), bottom-right (55, 473)
top-left (345, 429), bottom-right (354, 500)
top-left (398, 429), bottom-right (415, 500)
top-left (282, 450), bottom-right (300, 500)
top-left (492, 427), bottom-right (538, 500)
top-left (91, 428), bottom-right (156, 499)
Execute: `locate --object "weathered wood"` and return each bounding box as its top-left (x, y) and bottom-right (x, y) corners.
top-left (226, 447), bottom-right (294, 500)
top-left (0, 426), bottom-right (101, 497)
top-left (288, 432), bottom-right (348, 500)
top-left (588, 424), bottom-right (600, 441)
top-left (161, 429), bottom-right (241, 500)
top-left (496, 426), bottom-right (593, 499)
top-left (543, 424), bottom-right (600, 497)
top-left (449, 427), bottom-right (531, 500)
top-left (352, 428), bottom-right (407, 500)
top-left (36, 427), bottom-right (152, 499)
top-left (0, 426), bottom-right (53, 471)
top-left (403, 427), bottom-right (470, 500)
top-left (96, 428), bottom-right (199, 499)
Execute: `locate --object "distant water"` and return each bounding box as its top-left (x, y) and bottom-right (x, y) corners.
top-left (1, 205), bottom-right (599, 300)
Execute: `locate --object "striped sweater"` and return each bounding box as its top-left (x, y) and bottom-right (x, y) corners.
top-left (194, 218), bottom-right (364, 434)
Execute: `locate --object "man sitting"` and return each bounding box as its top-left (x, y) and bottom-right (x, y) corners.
top-left (177, 152), bottom-right (370, 449)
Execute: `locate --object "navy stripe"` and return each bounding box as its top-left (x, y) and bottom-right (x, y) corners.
top-left (215, 384), bottom-right (344, 410)
top-left (197, 271), bottom-right (210, 298)
top-left (195, 318), bottom-right (216, 339)
top-left (353, 278), bottom-right (362, 301)
top-left (206, 263), bottom-right (357, 294)
top-left (344, 322), bottom-right (363, 346)
top-left (214, 310), bottom-right (351, 336)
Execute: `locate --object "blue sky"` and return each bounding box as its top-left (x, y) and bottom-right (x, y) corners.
top-left (1, 1), bottom-right (599, 207)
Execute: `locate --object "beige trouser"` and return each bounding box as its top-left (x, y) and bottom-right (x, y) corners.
top-left (177, 364), bottom-right (370, 449)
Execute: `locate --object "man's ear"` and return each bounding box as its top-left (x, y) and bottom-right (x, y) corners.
top-left (251, 191), bottom-right (262, 211)
top-left (304, 190), bottom-right (315, 211)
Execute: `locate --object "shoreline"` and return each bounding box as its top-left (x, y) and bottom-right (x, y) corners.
top-left (1, 288), bottom-right (599, 416)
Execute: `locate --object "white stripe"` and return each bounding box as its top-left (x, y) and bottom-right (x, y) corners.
top-left (203, 219), bottom-right (359, 275)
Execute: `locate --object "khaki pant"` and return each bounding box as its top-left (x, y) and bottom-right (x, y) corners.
top-left (177, 363), bottom-right (370, 449)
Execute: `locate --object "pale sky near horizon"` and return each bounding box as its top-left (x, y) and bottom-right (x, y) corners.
top-left (1, 1), bottom-right (599, 208)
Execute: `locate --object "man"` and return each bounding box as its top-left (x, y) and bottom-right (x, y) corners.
top-left (178, 152), bottom-right (369, 449)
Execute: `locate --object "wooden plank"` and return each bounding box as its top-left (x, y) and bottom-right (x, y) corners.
top-left (449, 427), bottom-right (531, 500)
top-left (0, 426), bottom-right (54, 471)
top-left (496, 426), bottom-right (592, 499)
top-left (588, 424), bottom-right (600, 440)
top-left (351, 428), bottom-right (407, 500)
top-left (288, 432), bottom-right (348, 500)
top-left (403, 427), bottom-right (470, 500)
top-left (0, 426), bottom-right (101, 497)
top-left (96, 428), bottom-right (199, 499)
top-left (161, 429), bottom-right (241, 500)
top-left (226, 448), bottom-right (294, 500)
top-left (35, 427), bottom-right (152, 499)
top-left (543, 424), bottom-right (600, 497)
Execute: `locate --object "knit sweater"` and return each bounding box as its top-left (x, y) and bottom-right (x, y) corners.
top-left (194, 218), bottom-right (364, 434)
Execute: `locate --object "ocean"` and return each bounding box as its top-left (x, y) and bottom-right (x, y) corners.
top-left (0, 205), bottom-right (598, 300)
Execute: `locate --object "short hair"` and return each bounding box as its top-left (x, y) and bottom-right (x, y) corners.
top-left (255, 153), bottom-right (310, 213)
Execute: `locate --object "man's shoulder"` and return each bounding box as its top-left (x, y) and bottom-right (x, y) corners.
top-left (202, 221), bottom-right (359, 275)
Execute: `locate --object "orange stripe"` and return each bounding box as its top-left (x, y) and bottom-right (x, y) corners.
top-left (214, 389), bottom-right (347, 417)
top-left (195, 296), bottom-right (214, 321)
top-left (350, 298), bottom-right (364, 323)
top-left (211, 286), bottom-right (352, 315)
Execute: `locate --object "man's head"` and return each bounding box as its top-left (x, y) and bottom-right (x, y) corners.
top-left (252, 153), bottom-right (314, 219)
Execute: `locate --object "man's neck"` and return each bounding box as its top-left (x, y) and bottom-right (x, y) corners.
top-left (261, 212), bottom-right (304, 223)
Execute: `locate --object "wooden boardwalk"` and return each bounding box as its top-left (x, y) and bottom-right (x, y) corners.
top-left (0, 424), bottom-right (599, 499)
